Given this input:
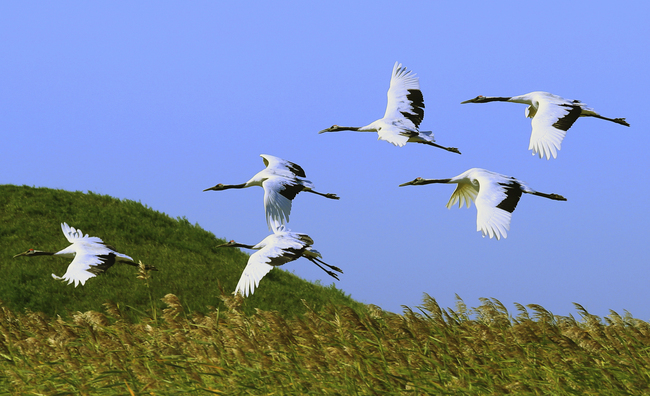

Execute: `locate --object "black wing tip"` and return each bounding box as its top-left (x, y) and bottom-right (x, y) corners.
top-left (496, 182), bottom-right (523, 213)
top-left (552, 105), bottom-right (582, 131)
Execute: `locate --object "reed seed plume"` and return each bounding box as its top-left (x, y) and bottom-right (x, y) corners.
top-left (2, 294), bottom-right (650, 394)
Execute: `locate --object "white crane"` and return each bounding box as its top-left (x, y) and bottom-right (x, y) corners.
top-left (319, 62), bottom-right (461, 154)
top-left (217, 227), bottom-right (342, 297)
top-left (461, 91), bottom-right (630, 159)
top-left (12, 223), bottom-right (156, 287)
top-left (203, 154), bottom-right (339, 231)
top-left (399, 168), bottom-right (567, 240)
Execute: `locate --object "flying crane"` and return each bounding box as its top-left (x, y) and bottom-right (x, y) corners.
top-left (319, 62), bottom-right (461, 154)
top-left (399, 168), bottom-right (567, 240)
top-left (203, 154), bottom-right (339, 231)
top-left (13, 223), bottom-right (156, 287)
top-left (461, 91), bottom-right (630, 159)
top-left (218, 227), bottom-right (342, 297)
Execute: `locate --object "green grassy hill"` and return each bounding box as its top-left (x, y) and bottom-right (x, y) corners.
top-left (0, 185), bottom-right (362, 320)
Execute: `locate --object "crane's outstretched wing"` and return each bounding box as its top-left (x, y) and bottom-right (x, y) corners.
top-left (474, 180), bottom-right (523, 240)
top-left (262, 174), bottom-right (317, 232)
top-left (234, 232), bottom-right (311, 297)
top-left (375, 118), bottom-right (422, 147)
top-left (446, 181), bottom-right (479, 210)
top-left (260, 154), bottom-right (307, 178)
top-left (233, 252), bottom-right (274, 297)
top-left (383, 62), bottom-right (424, 129)
top-left (446, 180), bottom-right (514, 239)
top-left (52, 248), bottom-right (115, 287)
top-left (529, 101), bottom-right (580, 160)
top-left (61, 223), bottom-right (104, 245)
top-left (263, 178), bottom-right (299, 231)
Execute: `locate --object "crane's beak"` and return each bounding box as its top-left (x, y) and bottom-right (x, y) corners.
top-left (203, 184), bottom-right (222, 192)
top-left (318, 125), bottom-right (343, 134)
top-left (216, 240), bottom-right (237, 248)
top-left (217, 241), bottom-right (254, 249)
top-left (460, 96), bottom-right (485, 104)
top-left (398, 178), bottom-right (422, 187)
top-left (13, 251), bottom-right (29, 258)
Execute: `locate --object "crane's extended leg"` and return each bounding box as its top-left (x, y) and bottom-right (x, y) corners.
top-left (422, 141), bottom-right (462, 154)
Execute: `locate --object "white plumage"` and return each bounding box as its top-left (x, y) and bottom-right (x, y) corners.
top-left (13, 223), bottom-right (140, 287)
top-left (204, 154), bottom-right (339, 231)
top-left (399, 168), bottom-right (567, 240)
top-left (461, 91), bottom-right (630, 159)
top-left (319, 62), bottom-right (460, 154)
top-left (218, 227), bottom-right (342, 297)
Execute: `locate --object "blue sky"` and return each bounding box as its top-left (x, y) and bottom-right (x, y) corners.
top-left (2, 2), bottom-right (649, 319)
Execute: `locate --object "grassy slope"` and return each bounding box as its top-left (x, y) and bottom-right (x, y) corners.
top-left (0, 185), bottom-right (363, 320)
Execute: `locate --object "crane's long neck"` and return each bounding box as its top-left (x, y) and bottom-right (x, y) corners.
top-left (399, 177), bottom-right (453, 187)
top-left (217, 241), bottom-right (256, 250)
top-left (203, 183), bottom-right (248, 192)
top-left (336, 126), bottom-right (368, 132)
top-left (480, 96), bottom-right (512, 103)
top-left (222, 183), bottom-right (248, 189)
top-left (29, 250), bottom-right (56, 257)
top-left (415, 178), bottom-right (453, 185)
top-left (462, 96), bottom-right (518, 105)
top-left (13, 249), bottom-right (58, 258)
top-left (319, 124), bottom-right (376, 134)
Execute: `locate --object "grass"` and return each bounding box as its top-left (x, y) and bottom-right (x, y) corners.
top-left (2, 294), bottom-right (650, 394)
top-left (0, 185), bottom-right (363, 320)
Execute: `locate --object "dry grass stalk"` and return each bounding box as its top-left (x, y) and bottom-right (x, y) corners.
top-left (2, 296), bottom-right (650, 394)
